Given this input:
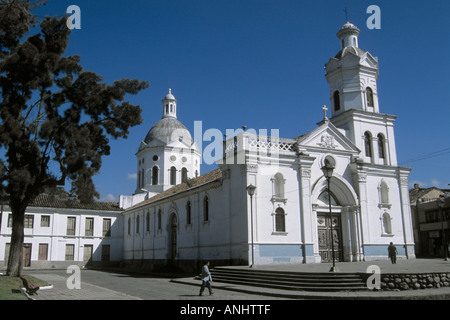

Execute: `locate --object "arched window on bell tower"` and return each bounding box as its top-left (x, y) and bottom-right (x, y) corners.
top-left (333, 90), bottom-right (341, 112)
top-left (366, 87), bottom-right (374, 108)
top-left (364, 131), bottom-right (373, 158)
top-left (377, 133), bottom-right (386, 162)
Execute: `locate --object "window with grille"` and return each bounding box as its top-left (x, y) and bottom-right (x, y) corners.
top-left (275, 208), bottom-right (286, 232)
top-left (85, 218), bottom-right (94, 236)
top-left (65, 244), bottom-right (75, 261)
top-left (103, 218), bottom-right (111, 237)
top-left (67, 217), bottom-right (76, 236)
top-left (40, 215), bottom-right (50, 227)
top-left (24, 215), bottom-right (34, 229)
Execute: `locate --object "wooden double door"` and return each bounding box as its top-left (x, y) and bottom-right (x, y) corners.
top-left (317, 213), bottom-right (343, 263)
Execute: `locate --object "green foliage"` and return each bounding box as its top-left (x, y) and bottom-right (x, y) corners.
top-left (0, 0), bottom-right (149, 275)
top-left (0, 1), bottom-right (149, 205)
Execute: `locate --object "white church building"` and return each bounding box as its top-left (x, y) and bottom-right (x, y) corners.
top-left (0, 22), bottom-right (415, 271)
top-left (119, 22), bottom-right (415, 271)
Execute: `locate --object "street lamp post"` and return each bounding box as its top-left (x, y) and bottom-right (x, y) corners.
top-left (321, 160), bottom-right (338, 272)
top-left (246, 184), bottom-right (256, 268)
top-left (438, 196), bottom-right (448, 261)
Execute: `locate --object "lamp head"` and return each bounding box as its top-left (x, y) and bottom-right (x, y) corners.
top-left (246, 184), bottom-right (256, 196)
top-left (321, 159), bottom-right (335, 179)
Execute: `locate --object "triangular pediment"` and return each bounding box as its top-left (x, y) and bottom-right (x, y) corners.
top-left (296, 121), bottom-right (359, 154)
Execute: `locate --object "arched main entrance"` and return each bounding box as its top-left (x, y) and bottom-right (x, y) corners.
top-left (317, 191), bottom-right (343, 262)
top-left (312, 175), bottom-right (361, 263)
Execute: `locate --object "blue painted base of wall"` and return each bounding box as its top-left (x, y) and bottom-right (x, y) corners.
top-left (257, 244), bottom-right (315, 263)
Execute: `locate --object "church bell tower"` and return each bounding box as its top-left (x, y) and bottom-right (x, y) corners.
top-left (325, 22), bottom-right (398, 167)
top-left (325, 22), bottom-right (380, 116)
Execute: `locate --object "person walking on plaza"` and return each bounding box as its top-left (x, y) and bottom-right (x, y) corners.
top-left (199, 261), bottom-right (213, 296)
top-left (388, 242), bottom-right (398, 264)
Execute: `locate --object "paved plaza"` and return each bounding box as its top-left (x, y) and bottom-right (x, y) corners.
top-left (8, 258), bottom-right (450, 300)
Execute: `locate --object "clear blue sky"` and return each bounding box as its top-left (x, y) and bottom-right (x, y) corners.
top-left (34, 0), bottom-right (450, 201)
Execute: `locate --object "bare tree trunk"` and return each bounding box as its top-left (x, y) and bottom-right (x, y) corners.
top-left (6, 202), bottom-right (25, 277)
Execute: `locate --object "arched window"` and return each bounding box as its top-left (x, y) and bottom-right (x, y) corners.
top-left (170, 166), bottom-right (177, 185)
top-left (382, 212), bottom-right (392, 234)
top-left (364, 131), bottom-right (372, 158)
top-left (146, 211), bottom-right (150, 232)
top-left (333, 91), bottom-right (341, 111)
top-left (274, 173), bottom-right (285, 198)
top-left (166, 104), bottom-right (169, 114)
top-left (181, 167), bottom-right (188, 183)
top-left (275, 208), bottom-right (286, 232)
top-left (186, 201), bottom-right (191, 225)
top-left (203, 196), bottom-right (209, 222)
top-left (152, 166), bottom-right (159, 185)
top-left (377, 133), bottom-right (385, 160)
top-left (157, 209), bottom-right (162, 230)
top-left (380, 181), bottom-right (389, 204)
top-left (137, 171), bottom-right (141, 188)
top-left (136, 215), bottom-right (140, 234)
top-left (366, 87), bottom-right (374, 107)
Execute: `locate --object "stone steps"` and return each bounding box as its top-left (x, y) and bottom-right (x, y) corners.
top-left (210, 267), bottom-right (369, 292)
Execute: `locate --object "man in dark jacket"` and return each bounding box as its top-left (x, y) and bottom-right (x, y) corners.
top-left (388, 242), bottom-right (398, 264)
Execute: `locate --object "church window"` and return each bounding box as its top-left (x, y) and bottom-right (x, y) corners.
top-left (364, 131), bottom-right (372, 158)
top-left (152, 166), bottom-right (158, 185)
top-left (366, 87), bottom-right (374, 107)
top-left (203, 196), bottom-right (209, 222)
top-left (186, 201), bottom-right (191, 225)
top-left (275, 208), bottom-right (286, 232)
top-left (166, 104), bottom-right (169, 113)
top-left (170, 166), bottom-right (177, 185)
top-left (182, 167), bottom-right (188, 183)
top-left (153, 155), bottom-right (158, 161)
top-left (157, 210), bottom-right (162, 230)
top-left (377, 133), bottom-right (385, 160)
top-left (138, 171), bottom-right (141, 188)
top-left (136, 215), bottom-right (140, 234)
top-left (146, 211), bottom-right (150, 232)
top-left (141, 169), bottom-right (145, 187)
top-left (127, 218), bottom-right (131, 235)
top-left (333, 91), bottom-right (340, 111)
top-left (273, 173), bottom-right (285, 198)
top-left (382, 212), bottom-right (392, 234)
top-left (379, 180), bottom-right (389, 204)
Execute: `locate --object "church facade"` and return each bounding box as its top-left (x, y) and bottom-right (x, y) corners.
top-left (120, 22), bottom-right (415, 271)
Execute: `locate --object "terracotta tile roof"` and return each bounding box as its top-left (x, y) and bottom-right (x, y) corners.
top-left (128, 168), bottom-right (223, 210)
top-left (409, 186), bottom-right (450, 204)
top-left (27, 194), bottom-right (123, 211)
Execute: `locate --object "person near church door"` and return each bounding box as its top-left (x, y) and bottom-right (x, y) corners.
top-left (388, 242), bottom-right (398, 264)
top-left (199, 261), bottom-right (213, 296)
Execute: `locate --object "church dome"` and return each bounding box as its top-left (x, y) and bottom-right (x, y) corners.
top-left (144, 117), bottom-right (193, 146)
top-left (164, 90), bottom-right (176, 101)
top-left (337, 21), bottom-right (360, 38)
